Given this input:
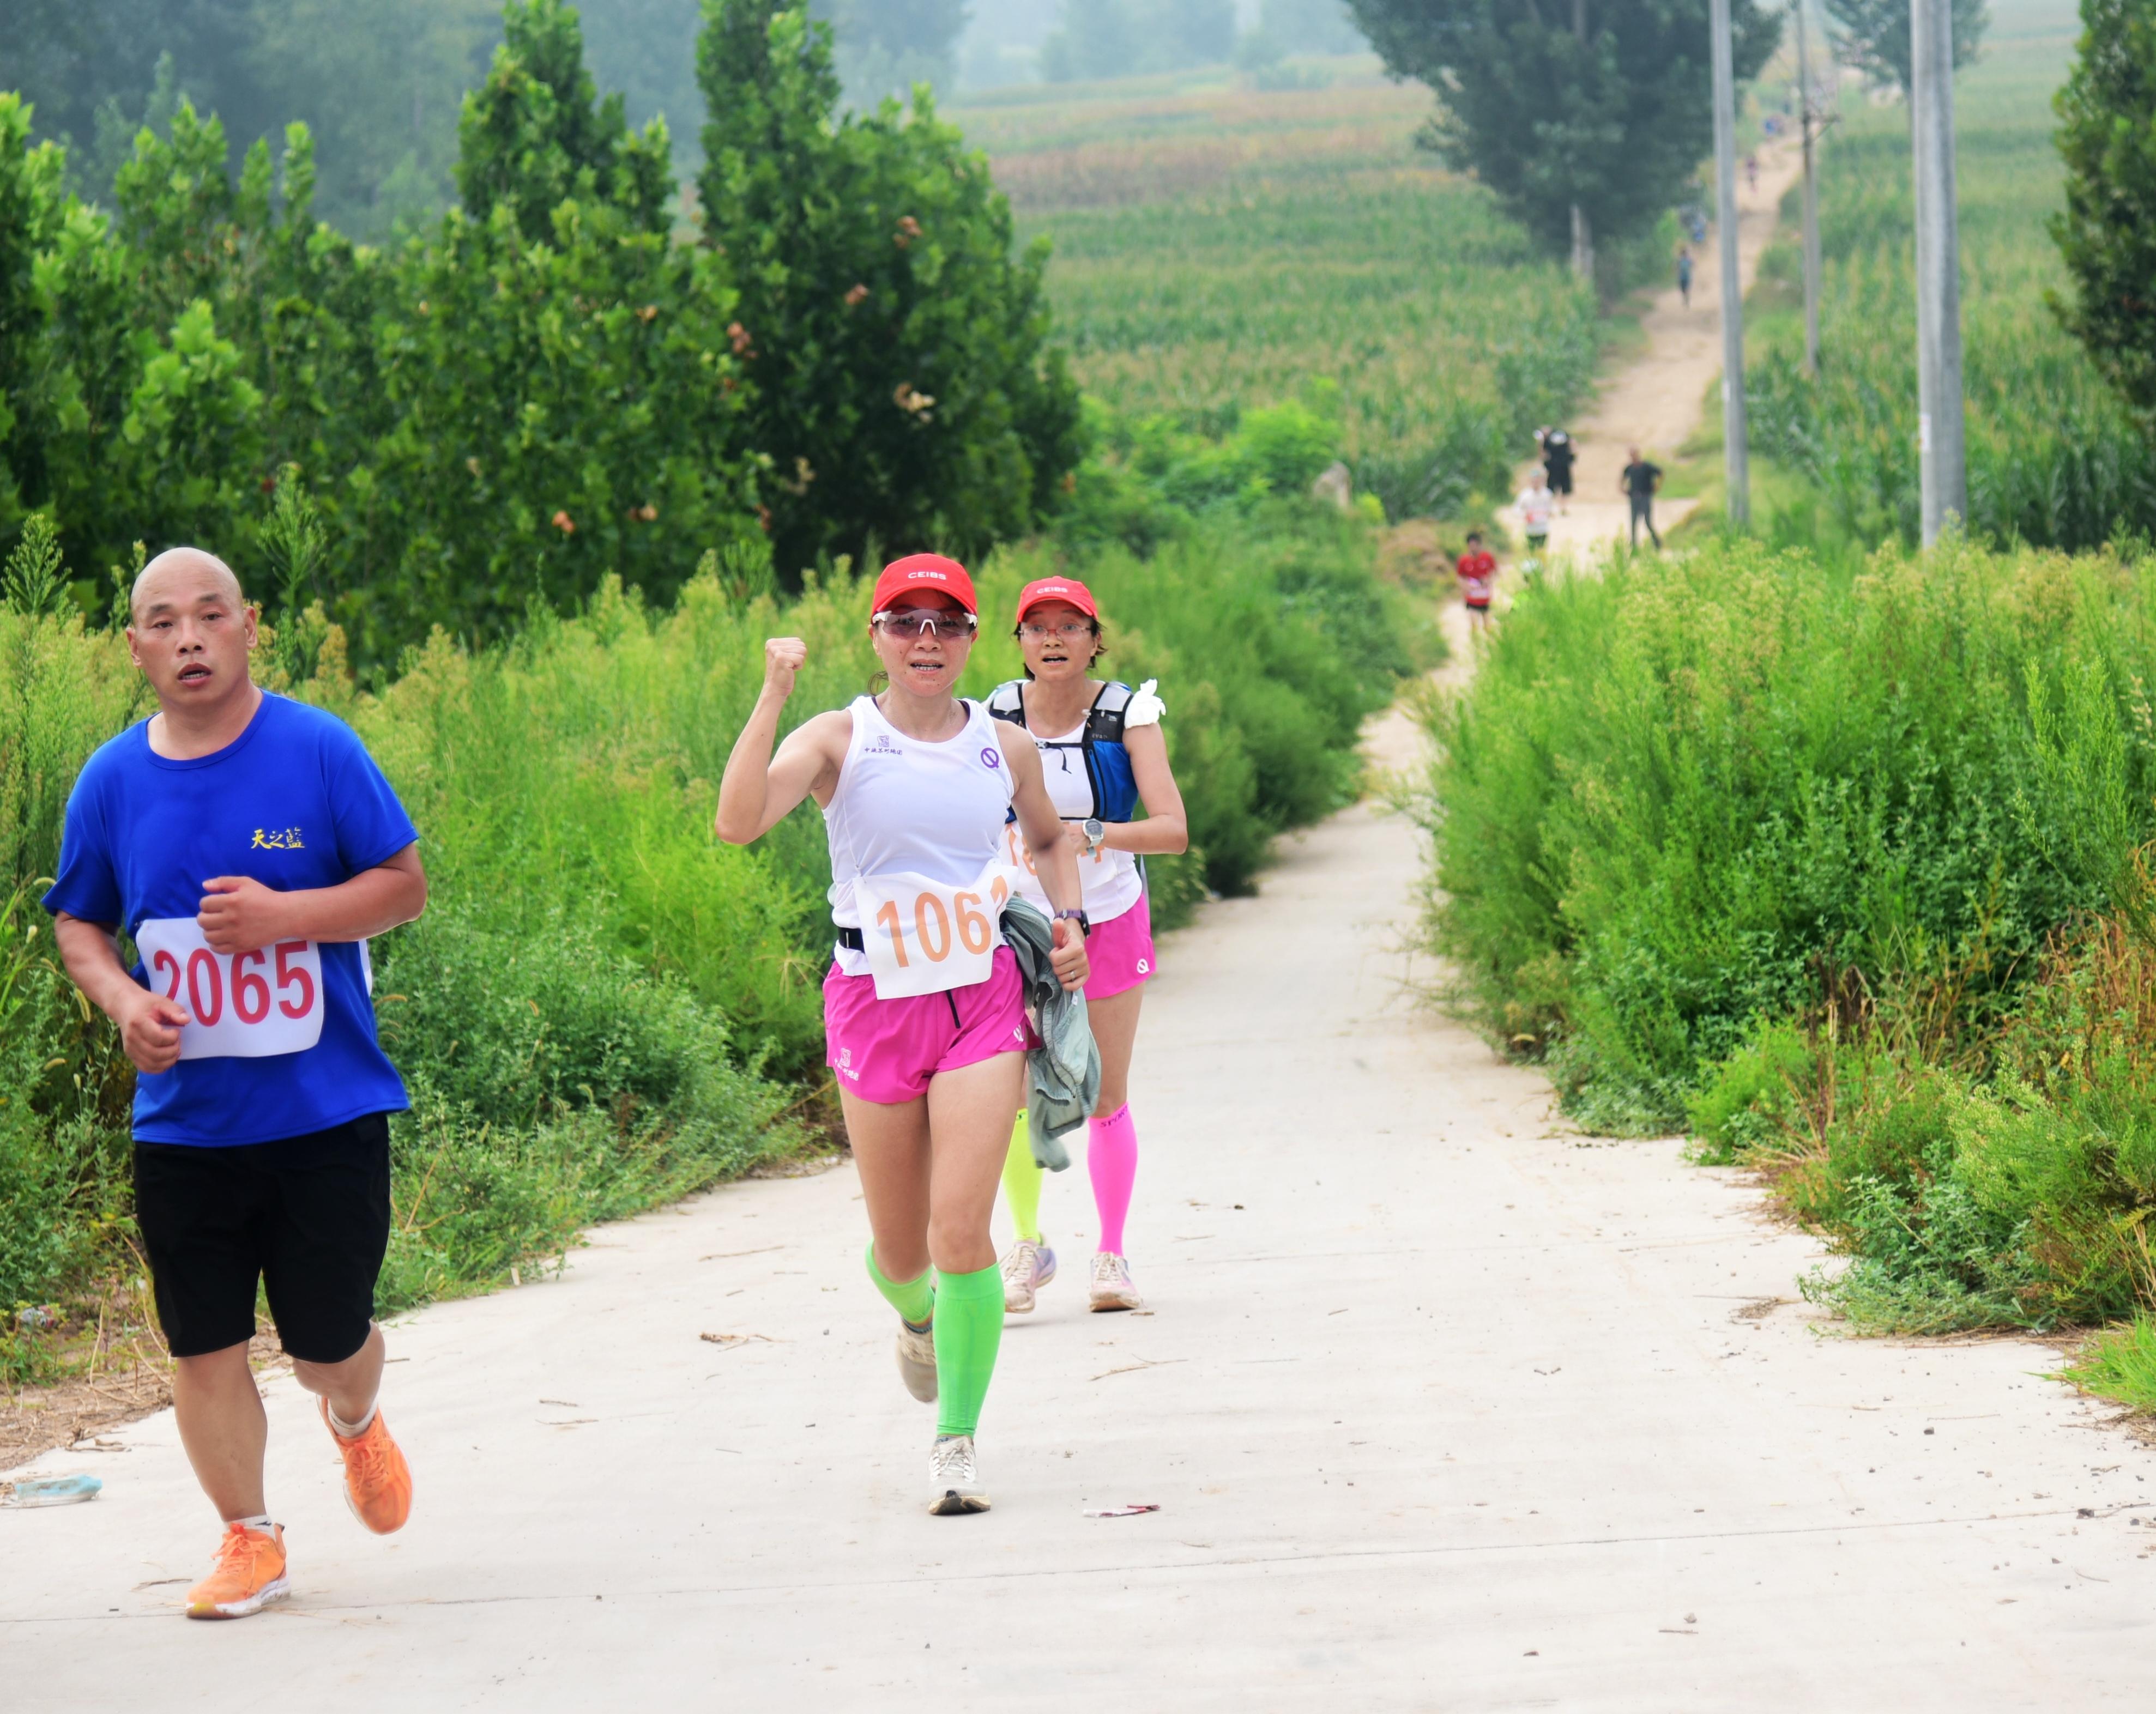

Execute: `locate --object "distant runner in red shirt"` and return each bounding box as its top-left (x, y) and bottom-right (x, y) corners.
top-left (1456, 531), bottom-right (1497, 631)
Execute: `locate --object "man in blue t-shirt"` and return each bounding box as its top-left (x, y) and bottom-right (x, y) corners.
top-left (45, 547), bottom-right (428, 1620)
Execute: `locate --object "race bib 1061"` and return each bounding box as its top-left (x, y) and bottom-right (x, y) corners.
top-left (853, 862), bottom-right (1016, 1000)
top-left (134, 918), bottom-right (324, 1060)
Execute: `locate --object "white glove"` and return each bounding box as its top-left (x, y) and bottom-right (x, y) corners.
top-left (1125, 679), bottom-right (1165, 726)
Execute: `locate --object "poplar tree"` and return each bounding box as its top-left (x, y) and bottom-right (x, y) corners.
top-left (1343, 0), bottom-right (1781, 280)
top-left (2051, 0), bottom-right (2156, 427)
top-left (1822, 0), bottom-right (1988, 95)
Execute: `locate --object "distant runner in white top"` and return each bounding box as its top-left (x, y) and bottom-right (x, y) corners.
top-left (716, 553), bottom-right (1089, 1517)
top-left (1517, 476), bottom-right (1555, 574)
top-left (988, 576), bottom-right (1189, 1318)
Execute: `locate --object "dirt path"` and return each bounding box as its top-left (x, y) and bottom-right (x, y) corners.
top-left (1505, 138), bottom-right (1804, 561)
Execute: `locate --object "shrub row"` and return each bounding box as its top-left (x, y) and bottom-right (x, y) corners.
top-left (1421, 538), bottom-right (2156, 1341)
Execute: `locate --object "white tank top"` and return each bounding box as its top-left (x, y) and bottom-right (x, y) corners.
top-left (824, 695), bottom-right (1014, 977)
top-left (1002, 711), bottom-right (1145, 924)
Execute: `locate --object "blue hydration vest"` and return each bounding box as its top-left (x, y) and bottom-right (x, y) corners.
top-left (987, 680), bottom-right (1140, 822)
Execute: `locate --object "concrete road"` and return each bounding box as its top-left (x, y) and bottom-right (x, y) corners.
top-left (5, 786), bottom-right (2153, 1707)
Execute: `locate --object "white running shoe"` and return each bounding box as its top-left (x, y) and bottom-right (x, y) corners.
top-left (895, 1318), bottom-right (937, 1403)
top-left (1089, 1251), bottom-right (1145, 1312)
top-left (928, 1434), bottom-right (989, 1515)
top-left (1001, 1238), bottom-right (1057, 1313)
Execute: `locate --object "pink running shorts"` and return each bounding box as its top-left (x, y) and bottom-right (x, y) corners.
top-left (824, 944), bottom-right (1035, 1105)
top-left (1083, 891), bottom-right (1156, 1001)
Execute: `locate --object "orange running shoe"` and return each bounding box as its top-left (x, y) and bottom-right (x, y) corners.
top-left (321, 1398), bottom-right (413, 1534)
top-left (185, 1522), bottom-right (288, 1619)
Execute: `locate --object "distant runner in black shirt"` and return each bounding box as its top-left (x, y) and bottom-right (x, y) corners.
top-left (1539, 428), bottom-right (1575, 512)
top-left (1622, 447), bottom-right (1663, 549)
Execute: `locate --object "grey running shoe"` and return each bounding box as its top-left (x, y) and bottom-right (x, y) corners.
top-left (1001, 1238), bottom-right (1058, 1313)
top-left (928, 1434), bottom-right (989, 1515)
top-left (1088, 1250), bottom-right (1145, 1312)
top-left (896, 1318), bottom-right (937, 1403)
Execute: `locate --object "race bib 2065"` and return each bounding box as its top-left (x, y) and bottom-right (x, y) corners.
top-left (134, 918), bottom-right (324, 1059)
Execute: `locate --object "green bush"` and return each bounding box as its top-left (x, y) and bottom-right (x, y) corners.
top-left (1423, 537), bottom-right (2156, 1132)
top-left (1437, 532), bottom-right (2156, 1355)
top-left (375, 903), bottom-right (795, 1310)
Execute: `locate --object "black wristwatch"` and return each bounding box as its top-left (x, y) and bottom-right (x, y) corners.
top-left (1055, 907), bottom-right (1092, 937)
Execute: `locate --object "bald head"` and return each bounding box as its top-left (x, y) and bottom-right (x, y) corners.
top-left (132, 548), bottom-right (246, 625)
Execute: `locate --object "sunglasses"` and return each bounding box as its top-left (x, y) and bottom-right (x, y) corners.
top-left (873, 608), bottom-right (977, 641)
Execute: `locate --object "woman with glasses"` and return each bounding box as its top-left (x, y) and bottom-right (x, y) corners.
top-left (989, 577), bottom-right (1188, 1317)
top-left (716, 554), bottom-right (1089, 1515)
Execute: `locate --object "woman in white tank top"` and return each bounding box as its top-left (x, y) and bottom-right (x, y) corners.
top-left (988, 577), bottom-right (1189, 1321)
top-left (716, 555), bottom-right (1088, 1517)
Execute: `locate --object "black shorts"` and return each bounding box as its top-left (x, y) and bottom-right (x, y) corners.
top-left (134, 1113), bottom-right (392, 1362)
top-left (1547, 465), bottom-right (1573, 495)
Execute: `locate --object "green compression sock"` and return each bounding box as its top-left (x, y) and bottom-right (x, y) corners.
top-left (1001, 1111), bottom-right (1044, 1245)
top-left (932, 1264), bottom-right (1005, 1439)
top-left (865, 1243), bottom-right (935, 1327)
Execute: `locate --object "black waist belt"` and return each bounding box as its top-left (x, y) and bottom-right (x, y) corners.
top-left (836, 926), bottom-right (865, 952)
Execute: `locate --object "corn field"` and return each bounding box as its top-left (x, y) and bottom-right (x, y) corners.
top-left (1747, 28), bottom-right (2156, 549)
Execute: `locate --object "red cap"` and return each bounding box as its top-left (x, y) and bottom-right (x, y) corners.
top-left (1013, 576), bottom-right (1099, 624)
top-left (871, 553), bottom-right (976, 617)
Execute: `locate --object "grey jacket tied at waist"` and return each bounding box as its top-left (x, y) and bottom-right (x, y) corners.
top-left (999, 898), bottom-right (1100, 1170)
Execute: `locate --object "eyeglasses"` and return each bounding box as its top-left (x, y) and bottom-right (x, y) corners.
top-left (873, 608), bottom-right (976, 641)
top-left (1019, 620), bottom-right (1095, 643)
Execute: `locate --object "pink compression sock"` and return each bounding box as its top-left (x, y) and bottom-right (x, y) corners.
top-left (1088, 1103), bottom-right (1139, 1256)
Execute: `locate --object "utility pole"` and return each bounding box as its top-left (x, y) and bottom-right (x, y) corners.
top-left (1796, 0), bottom-right (1822, 375)
top-left (1911, 0), bottom-right (1966, 543)
top-left (1711, 0), bottom-right (1749, 525)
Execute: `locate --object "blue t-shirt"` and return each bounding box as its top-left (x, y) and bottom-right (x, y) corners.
top-left (43, 692), bottom-right (419, 1147)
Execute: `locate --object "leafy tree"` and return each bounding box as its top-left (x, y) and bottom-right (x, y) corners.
top-left (0, 96), bottom-right (67, 541)
top-left (5, 0), bottom-right (1074, 649)
top-left (0, 90), bottom-right (361, 586)
top-left (1346, 0), bottom-right (1781, 278)
top-left (2051, 0), bottom-right (2156, 429)
top-left (346, 0), bottom-right (757, 650)
top-left (457, 0), bottom-right (674, 240)
top-left (1823, 0), bottom-right (1988, 94)
top-left (697, 0), bottom-right (1082, 578)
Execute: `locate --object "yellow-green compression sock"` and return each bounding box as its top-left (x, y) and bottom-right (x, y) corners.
top-left (1001, 1111), bottom-right (1044, 1244)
